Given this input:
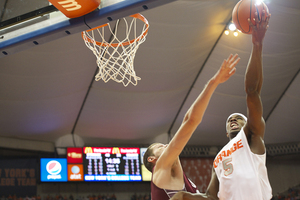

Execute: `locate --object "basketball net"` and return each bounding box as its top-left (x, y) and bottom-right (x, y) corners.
top-left (82, 13), bottom-right (149, 87)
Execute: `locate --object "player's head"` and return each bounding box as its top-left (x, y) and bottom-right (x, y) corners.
top-left (226, 113), bottom-right (247, 139)
top-left (143, 143), bottom-right (168, 172)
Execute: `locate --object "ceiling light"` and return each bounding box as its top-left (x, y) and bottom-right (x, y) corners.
top-left (255, 0), bottom-right (262, 6)
top-left (229, 23), bottom-right (236, 31)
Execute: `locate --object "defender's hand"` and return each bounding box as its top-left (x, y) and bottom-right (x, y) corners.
top-left (213, 54), bottom-right (240, 84)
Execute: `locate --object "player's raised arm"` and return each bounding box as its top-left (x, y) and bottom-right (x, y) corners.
top-left (244, 10), bottom-right (270, 154)
top-left (144, 54), bottom-right (240, 197)
top-left (157, 54), bottom-right (240, 170)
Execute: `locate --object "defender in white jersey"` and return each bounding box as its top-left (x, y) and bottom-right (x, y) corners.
top-left (170, 9), bottom-right (272, 200)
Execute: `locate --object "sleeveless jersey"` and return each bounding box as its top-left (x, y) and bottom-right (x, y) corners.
top-left (213, 129), bottom-right (272, 200)
top-left (151, 168), bottom-right (199, 199)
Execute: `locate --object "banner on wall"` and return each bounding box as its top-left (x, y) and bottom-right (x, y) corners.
top-left (0, 158), bottom-right (37, 196)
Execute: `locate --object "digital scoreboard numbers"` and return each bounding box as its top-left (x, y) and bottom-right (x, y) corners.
top-left (83, 147), bottom-right (142, 182)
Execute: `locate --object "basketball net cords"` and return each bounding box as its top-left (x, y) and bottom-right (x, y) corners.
top-left (97, 18), bottom-right (137, 82)
top-left (83, 17), bottom-right (147, 86)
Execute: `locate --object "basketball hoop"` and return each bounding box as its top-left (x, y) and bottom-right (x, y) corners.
top-left (82, 13), bottom-right (149, 87)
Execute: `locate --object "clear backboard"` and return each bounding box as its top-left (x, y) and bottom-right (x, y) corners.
top-left (0, 0), bottom-right (176, 58)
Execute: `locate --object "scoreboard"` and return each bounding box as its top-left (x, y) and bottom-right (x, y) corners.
top-left (83, 147), bottom-right (142, 181)
top-left (40, 146), bottom-right (150, 182)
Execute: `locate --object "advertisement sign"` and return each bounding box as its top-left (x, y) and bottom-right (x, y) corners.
top-left (67, 147), bottom-right (83, 163)
top-left (68, 164), bottom-right (84, 181)
top-left (40, 158), bottom-right (67, 182)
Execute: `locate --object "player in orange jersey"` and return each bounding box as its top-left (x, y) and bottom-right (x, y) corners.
top-left (170, 9), bottom-right (272, 200)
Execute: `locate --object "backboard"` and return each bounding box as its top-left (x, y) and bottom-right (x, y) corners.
top-left (0, 0), bottom-right (177, 58)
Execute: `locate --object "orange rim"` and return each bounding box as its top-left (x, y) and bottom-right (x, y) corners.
top-left (81, 13), bottom-right (149, 47)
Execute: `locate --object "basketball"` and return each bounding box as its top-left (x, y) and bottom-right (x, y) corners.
top-left (232, 0), bottom-right (269, 34)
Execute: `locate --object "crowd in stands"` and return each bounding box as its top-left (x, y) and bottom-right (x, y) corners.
top-left (43, 194), bottom-right (117, 200)
top-left (0, 193), bottom-right (151, 200)
top-left (272, 185), bottom-right (300, 200)
top-left (1, 186), bottom-right (300, 200)
top-left (130, 194), bottom-right (150, 200)
top-left (1, 194), bottom-right (117, 200)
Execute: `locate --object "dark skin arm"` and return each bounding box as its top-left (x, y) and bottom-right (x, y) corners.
top-left (171, 10), bottom-right (271, 200)
top-left (243, 10), bottom-right (271, 155)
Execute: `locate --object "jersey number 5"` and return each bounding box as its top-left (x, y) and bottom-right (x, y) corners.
top-left (223, 158), bottom-right (233, 176)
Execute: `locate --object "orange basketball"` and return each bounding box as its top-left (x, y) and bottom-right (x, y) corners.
top-left (232, 0), bottom-right (269, 34)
